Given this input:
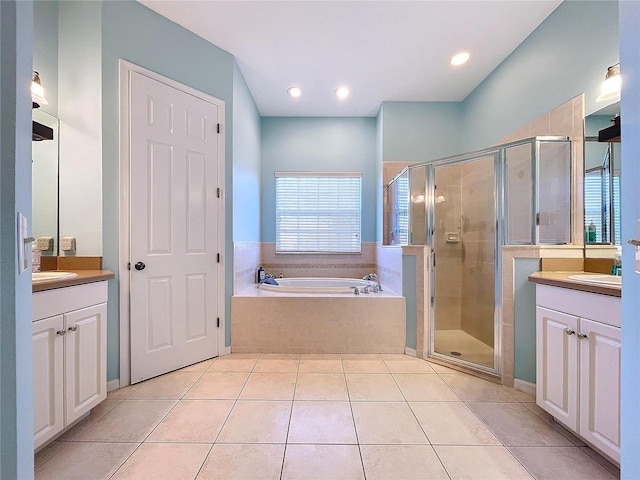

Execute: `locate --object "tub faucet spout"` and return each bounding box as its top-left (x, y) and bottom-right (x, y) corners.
top-left (363, 273), bottom-right (382, 292)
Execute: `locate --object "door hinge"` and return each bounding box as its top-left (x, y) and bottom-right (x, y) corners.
top-left (217, 123), bottom-right (221, 134)
top-left (217, 253), bottom-right (220, 263)
top-left (217, 187), bottom-right (221, 198)
top-left (127, 262), bottom-right (131, 270)
top-left (217, 317), bottom-right (220, 328)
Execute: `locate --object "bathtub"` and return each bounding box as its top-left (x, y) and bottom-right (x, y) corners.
top-left (232, 277), bottom-right (406, 354)
top-left (258, 277), bottom-right (376, 294)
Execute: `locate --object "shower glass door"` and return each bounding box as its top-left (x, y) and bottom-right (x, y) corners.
top-left (431, 153), bottom-right (499, 371)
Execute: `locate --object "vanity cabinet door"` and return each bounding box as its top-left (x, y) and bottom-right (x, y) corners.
top-left (64, 303), bottom-right (107, 425)
top-left (536, 306), bottom-right (579, 431)
top-left (579, 318), bottom-right (621, 462)
top-left (33, 315), bottom-right (64, 450)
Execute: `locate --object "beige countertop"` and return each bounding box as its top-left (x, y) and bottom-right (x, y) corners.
top-left (528, 271), bottom-right (621, 298)
top-left (32, 270), bottom-right (115, 293)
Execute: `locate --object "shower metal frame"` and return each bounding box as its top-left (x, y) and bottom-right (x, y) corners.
top-left (391, 136), bottom-right (571, 376)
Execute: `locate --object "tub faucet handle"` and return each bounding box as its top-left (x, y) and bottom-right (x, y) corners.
top-left (350, 286), bottom-right (360, 295)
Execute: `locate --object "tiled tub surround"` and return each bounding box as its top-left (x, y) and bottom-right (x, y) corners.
top-left (233, 242), bottom-right (261, 294)
top-left (259, 242), bottom-right (377, 281)
top-left (231, 287), bottom-right (405, 354)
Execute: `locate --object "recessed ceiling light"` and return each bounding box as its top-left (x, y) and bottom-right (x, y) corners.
top-left (335, 86), bottom-right (350, 99)
top-left (287, 86), bottom-right (303, 98)
top-left (450, 52), bottom-right (471, 66)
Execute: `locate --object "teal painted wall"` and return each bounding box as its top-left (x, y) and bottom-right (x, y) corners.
top-left (402, 255), bottom-right (417, 350)
top-left (232, 62), bottom-right (261, 243)
top-left (0, 1), bottom-right (35, 475)
top-left (381, 101), bottom-right (463, 162)
top-left (461, 1), bottom-right (619, 151)
top-left (260, 117), bottom-right (377, 243)
top-left (585, 115), bottom-right (617, 137)
top-left (101, 0), bottom-right (235, 378)
top-left (513, 258), bottom-right (540, 384)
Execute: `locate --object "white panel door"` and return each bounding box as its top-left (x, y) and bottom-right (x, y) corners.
top-left (579, 318), bottom-right (621, 462)
top-left (32, 315), bottom-right (64, 450)
top-left (65, 304), bottom-right (107, 425)
top-left (129, 71), bottom-right (220, 383)
top-left (536, 306), bottom-right (578, 430)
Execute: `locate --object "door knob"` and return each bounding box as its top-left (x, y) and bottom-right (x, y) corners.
top-left (134, 261), bottom-right (146, 271)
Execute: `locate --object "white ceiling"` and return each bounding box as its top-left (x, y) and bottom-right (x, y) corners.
top-left (139, 0), bottom-right (562, 117)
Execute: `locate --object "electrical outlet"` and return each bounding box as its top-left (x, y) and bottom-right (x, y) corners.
top-left (36, 236), bottom-right (54, 251)
top-left (60, 236), bottom-right (76, 253)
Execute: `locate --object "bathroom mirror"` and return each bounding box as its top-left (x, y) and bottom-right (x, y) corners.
top-left (584, 102), bottom-right (620, 255)
top-left (32, 109), bottom-right (59, 256)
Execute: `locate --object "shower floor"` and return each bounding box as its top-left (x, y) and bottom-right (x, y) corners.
top-left (434, 329), bottom-right (494, 368)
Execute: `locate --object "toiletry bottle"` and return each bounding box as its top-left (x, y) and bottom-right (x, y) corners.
top-left (32, 245), bottom-right (41, 273)
top-left (612, 251), bottom-right (622, 276)
top-left (257, 266), bottom-right (265, 283)
top-left (587, 221), bottom-right (596, 243)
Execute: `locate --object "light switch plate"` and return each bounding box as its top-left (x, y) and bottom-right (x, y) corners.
top-left (636, 219), bottom-right (640, 273)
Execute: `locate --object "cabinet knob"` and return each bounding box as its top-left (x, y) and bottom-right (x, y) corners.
top-left (56, 330), bottom-right (66, 336)
top-left (565, 328), bottom-right (575, 335)
top-left (577, 333), bottom-right (588, 339)
top-left (68, 325), bottom-right (77, 332)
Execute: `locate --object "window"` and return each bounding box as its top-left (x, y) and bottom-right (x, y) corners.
top-left (275, 172), bottom-right (361, 253)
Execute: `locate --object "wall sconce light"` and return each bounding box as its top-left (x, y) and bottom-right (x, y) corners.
top-left (597, 63), bottom-right (621, 102)
top-left (31, 71), bottom-right (48, 108)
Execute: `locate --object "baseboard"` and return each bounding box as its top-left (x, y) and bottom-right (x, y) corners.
top-left (107, 379), bottom-right (121, 392)
top-left (514, 378), bottom-right (536, 396)
top-left (404, 347), bottom-right (417, 357)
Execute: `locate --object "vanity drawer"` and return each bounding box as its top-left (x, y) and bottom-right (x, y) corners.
top-left (32, 282), bottom-right (108, 321)
top-left (536, 284), bottom-right (620, 327)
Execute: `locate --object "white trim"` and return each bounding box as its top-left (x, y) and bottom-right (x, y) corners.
top-left (404, 347), bottom-right (417, 357)
top-left (107, 379), bottom-right (121, 393)
top-left (222, 346), bottom-right (232, 356)
top-left (118, 60), bottom-right (226, 387)
top-left (514, 378), bottom-right (536, 396)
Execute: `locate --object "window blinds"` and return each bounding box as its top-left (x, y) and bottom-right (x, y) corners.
top-left (275, 172), bottom-right (362, 253)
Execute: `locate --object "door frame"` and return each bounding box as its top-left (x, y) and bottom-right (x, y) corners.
top-left (425, 150), bottom-right (504, 377)
top-left (118, 60), bottom-right (226, 387)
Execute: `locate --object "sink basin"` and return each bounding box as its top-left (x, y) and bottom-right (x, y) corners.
top-left (32, 271), bottom-right (78, 283)
top-left (567, 274), bottom-right (622, 286)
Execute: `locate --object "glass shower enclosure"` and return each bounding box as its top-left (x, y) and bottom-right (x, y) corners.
top-left (387, 136), bottom-right (572, 375)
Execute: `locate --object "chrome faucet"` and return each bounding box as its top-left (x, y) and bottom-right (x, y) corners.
top-left (363, 273), bottom-right (382, 292)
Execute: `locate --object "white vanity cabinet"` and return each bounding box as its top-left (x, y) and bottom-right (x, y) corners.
top-left (535, 284), bottom-right (620, 463)
top-left (32, 282), bottom-right (108, 450)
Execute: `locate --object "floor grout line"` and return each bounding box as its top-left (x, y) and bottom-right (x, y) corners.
top-left (36, 353), bottom-right (620, 480)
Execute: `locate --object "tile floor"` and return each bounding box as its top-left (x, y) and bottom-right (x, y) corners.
top-left (35, 353), bottom-right (620, 480)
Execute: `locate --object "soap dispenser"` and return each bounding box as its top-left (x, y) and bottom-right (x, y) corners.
top-left (257, 266), bottom-right (265, 283)
top-left (587, 221), bottom-right (596, 243)
top-left (612, 247), bottom-right (622, 276)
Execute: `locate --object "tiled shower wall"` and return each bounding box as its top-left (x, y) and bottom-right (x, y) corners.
top-left (459, 158), bottom-right (496, 347)
top-left (498, 94), bottom-right (585, 387)
top-left (433, 163), bottom-right (462, 331)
